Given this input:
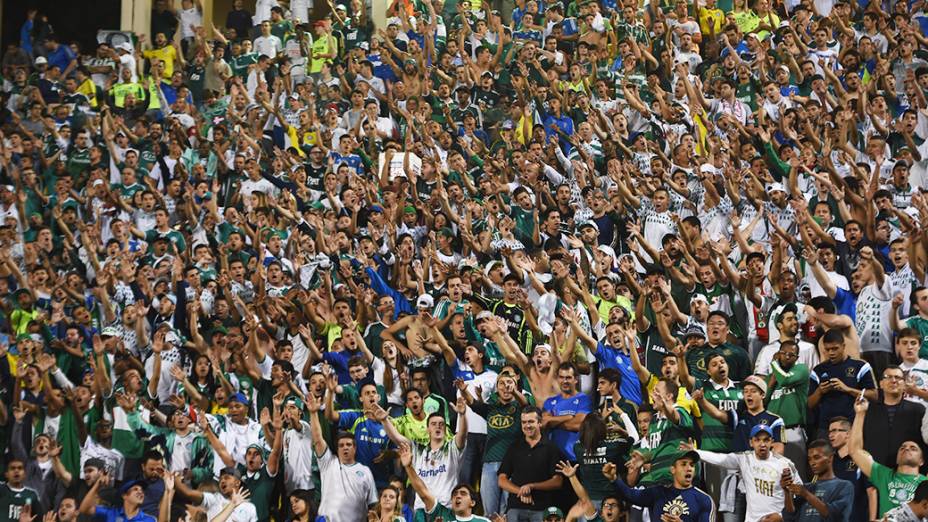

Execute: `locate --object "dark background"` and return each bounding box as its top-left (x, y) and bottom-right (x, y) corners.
top-left (2, 0), bottom-right (121, 54)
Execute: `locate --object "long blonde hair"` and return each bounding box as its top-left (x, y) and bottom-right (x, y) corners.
top-left (374, 486), bottom-right (404, 520)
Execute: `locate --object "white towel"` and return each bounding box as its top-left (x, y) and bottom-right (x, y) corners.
top-left (718, 470), bottom-right (740, 513)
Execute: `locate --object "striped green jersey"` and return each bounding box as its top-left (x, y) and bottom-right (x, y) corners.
top-left (698, 379), bottom-right (742, 452)
top-left (766, 361), bottom-right (810, 428)
top-left (639, 407), bottom-right (696, 486)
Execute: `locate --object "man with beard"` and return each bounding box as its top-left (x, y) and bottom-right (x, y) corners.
top-left (850, 396), bottom-right (928, 517)
top-left (433, 275), bottom-right (469, 331)
top-left (755, 303), bottom-right (819, 377)
top-left (781, 440), bottom-right (853, 521)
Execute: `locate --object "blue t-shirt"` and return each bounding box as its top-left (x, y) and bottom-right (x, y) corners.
top-left (47, 44), bottom-right (76, 73)
top-left (832, 287), bottom-right (858, 323)
top-left (809, 358), bottom-right (876, 426)
top-left (94, 506), bottom-right (157, 522)
top-left (543, 392), bottom-right (593, 460)
top-left (337, 410), bottom-right (392, 477)
top-left (322, 349), bottom-right (360, 384)
top-left (595, 342), bottom-right (643, 405)
top-left (329, 152), bottom-right (363, 174)
top-left (787, 476), bottom-right (854, 522)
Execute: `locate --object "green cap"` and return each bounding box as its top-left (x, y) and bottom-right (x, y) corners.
top-left (284, 395), bottom-right (304, 410)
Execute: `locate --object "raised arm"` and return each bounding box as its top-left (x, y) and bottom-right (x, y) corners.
top-left (399, 442), bottom-right (437, 512)
top-left (849, 396), bottom-right (874, 477)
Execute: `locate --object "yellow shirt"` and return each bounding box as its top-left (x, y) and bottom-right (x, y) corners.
top-left (77, 78), bottom-right (98, 108)
top-left (310, 35), bottom-right (337, 74)
top-left (286, 125), bottom-right (319, 156)
top-left (110, 82), bottom-right (145, 108)
top-left (143, 45), bottom-right (178, 77)
top-left (698, 7), bottom-right (725, 35)
top-left (646, 375), bottom-right (700, 416)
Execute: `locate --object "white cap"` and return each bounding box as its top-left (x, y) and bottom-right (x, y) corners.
top-left (766, 182), bottom-right (787, 194)
top-left (416, 294), bottom-right (434, 310)
top-left (34, 56), bottom-right (48, 65)
top-left (117, 42), bottom-right (133, 53)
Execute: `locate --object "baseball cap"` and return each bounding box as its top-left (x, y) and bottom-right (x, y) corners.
top-left (683, 324), bottom-right (706, 339)
top-left (100, 326), bottom-right (120, 338)
top-left (675, 449), bottom-right (701, 463)
top-left (750, 424), bottom-right (775, 438)
top-left (416, 294), bottom-right (435, 310)
top-left (34, 56), bottom-right (48, 65)
top-left (690, 293), bottom-right (709, 304)
top-left (284, 395), bottom-right (304, 410)
top-left (578, 220), bottom-right (599, 232)
top-left (220, 466), bottom-right (242, 479)
top-left (119, 479), bottom-right (145, 495)
top-left (229, 392), bottom-right (251, 406)
top-left (743, 375), bottom-right (768, 395)
top-left (545, 507), bottom-right (565, 519)
top-left (766, 182), bottom-right (787, 194)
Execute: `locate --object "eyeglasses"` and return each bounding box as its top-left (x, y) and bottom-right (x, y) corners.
top-left (883, 375), bottom-right (905, 382)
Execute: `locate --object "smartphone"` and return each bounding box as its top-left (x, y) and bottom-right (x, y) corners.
top-left (604, 396), bottom-right (614, 410)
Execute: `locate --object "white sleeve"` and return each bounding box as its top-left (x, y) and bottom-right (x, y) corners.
top-left (619, 411), bottom-right (640, 442)
top-left (51, 368), bottom-right (75, 391)
top-left (696, 450), bottom-right (742, 470)
top-left (754, 347), bottom-right (773, 377)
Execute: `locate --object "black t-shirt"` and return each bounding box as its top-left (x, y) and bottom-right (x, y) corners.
top-left (499, 437), bottom-right (562, 510)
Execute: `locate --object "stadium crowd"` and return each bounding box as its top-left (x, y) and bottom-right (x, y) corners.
top-left (7, 0), bottom-right (928, 519)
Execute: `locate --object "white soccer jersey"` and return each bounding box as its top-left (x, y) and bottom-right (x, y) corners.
top-left (696, 450), bottom-right (801, 522)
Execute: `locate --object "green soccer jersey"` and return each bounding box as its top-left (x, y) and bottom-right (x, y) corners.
top-left (0, 484), bottom-right (40, 522)
top-left (574, 440), bottom-right (624, 500)
top-left (66, 148), bottom-right (91, 179)
top-left (699, 379), bottom-right (742, 452)
top-left (639, 406), bottom-right (696, 486)
top-left (471, 394), bottom-right (534, 462)
top-left (870, 461), bottom-right (928, 516)
top-left (766, 361), bottom-right (809, 427)
top-left (237, 464), bottom-right (276, 521)
top-left (905, 316), bottom-right (928, 360)
top-left (688, 343), bottom-right (751, 383)
top-left (425, 503), bottom-right (491, 522)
